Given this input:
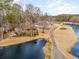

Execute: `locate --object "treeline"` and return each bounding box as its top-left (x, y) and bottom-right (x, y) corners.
top-left (0, 0), bottom-right (41, 28)
top-left (52, 14), bottom-right (79, 22)
top-left (0, 0), bottom-right (51, 39)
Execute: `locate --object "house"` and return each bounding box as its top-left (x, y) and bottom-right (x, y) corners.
top-left (35, 21), bottom-right (52, 33)
top-left (35, 21), bottom-right (52, 29)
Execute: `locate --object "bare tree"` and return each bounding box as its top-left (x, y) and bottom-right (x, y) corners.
top-left (24, 4), bottom-right (42, 36)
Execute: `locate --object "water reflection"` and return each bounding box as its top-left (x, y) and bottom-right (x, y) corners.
top-left (0, 38), bottom-right (46, 59)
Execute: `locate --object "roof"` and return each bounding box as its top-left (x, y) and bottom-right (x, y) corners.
top-left (35, 21), bottom-right (51, 28)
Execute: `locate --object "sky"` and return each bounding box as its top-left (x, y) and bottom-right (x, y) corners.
top-left (13, 0), bottom-right (79, 15)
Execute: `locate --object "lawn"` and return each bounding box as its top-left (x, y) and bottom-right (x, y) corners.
top-left (52, 21), bottom-right (64, 24)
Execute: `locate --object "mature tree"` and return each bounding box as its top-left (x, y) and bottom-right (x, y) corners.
top-left (0, 3), bottom-right (42, 37)
top-left (24, 4), bottom-right (42, 36)
top-left (25, 4), bottom-right (41, 23)
top-left (5, 3), bottom-right (23, 28)
top-left (40, 13), bottom-right (49, 21)
top-left (0, 0), bottom-right (13, 39)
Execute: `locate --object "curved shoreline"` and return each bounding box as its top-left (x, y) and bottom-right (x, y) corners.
top-left (54, 25), bottom-right (77, 59)
top-left (64, 22), bottom-right (79, 26)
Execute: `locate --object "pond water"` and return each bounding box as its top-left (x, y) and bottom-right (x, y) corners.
top-left (65, 24), bottom-right (79, 58)
top-left (0, 38), bottom-right (46, 59)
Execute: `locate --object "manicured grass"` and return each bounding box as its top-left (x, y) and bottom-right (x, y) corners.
top-left (60, 27), bottom-right (67, 30)
top-left (52, 21), bottom-right (64, 24)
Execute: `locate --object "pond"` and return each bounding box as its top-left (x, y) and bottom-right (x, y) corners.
top-left (0, 38), bottom-right (46, 59)
top-left (65, 23), bottom-right (79, 58)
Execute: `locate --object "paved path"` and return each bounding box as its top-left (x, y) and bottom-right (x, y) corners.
top-left (50, 25), bottom-right (77, 59)
top-left (49, 29), bottom-right (65, 59)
